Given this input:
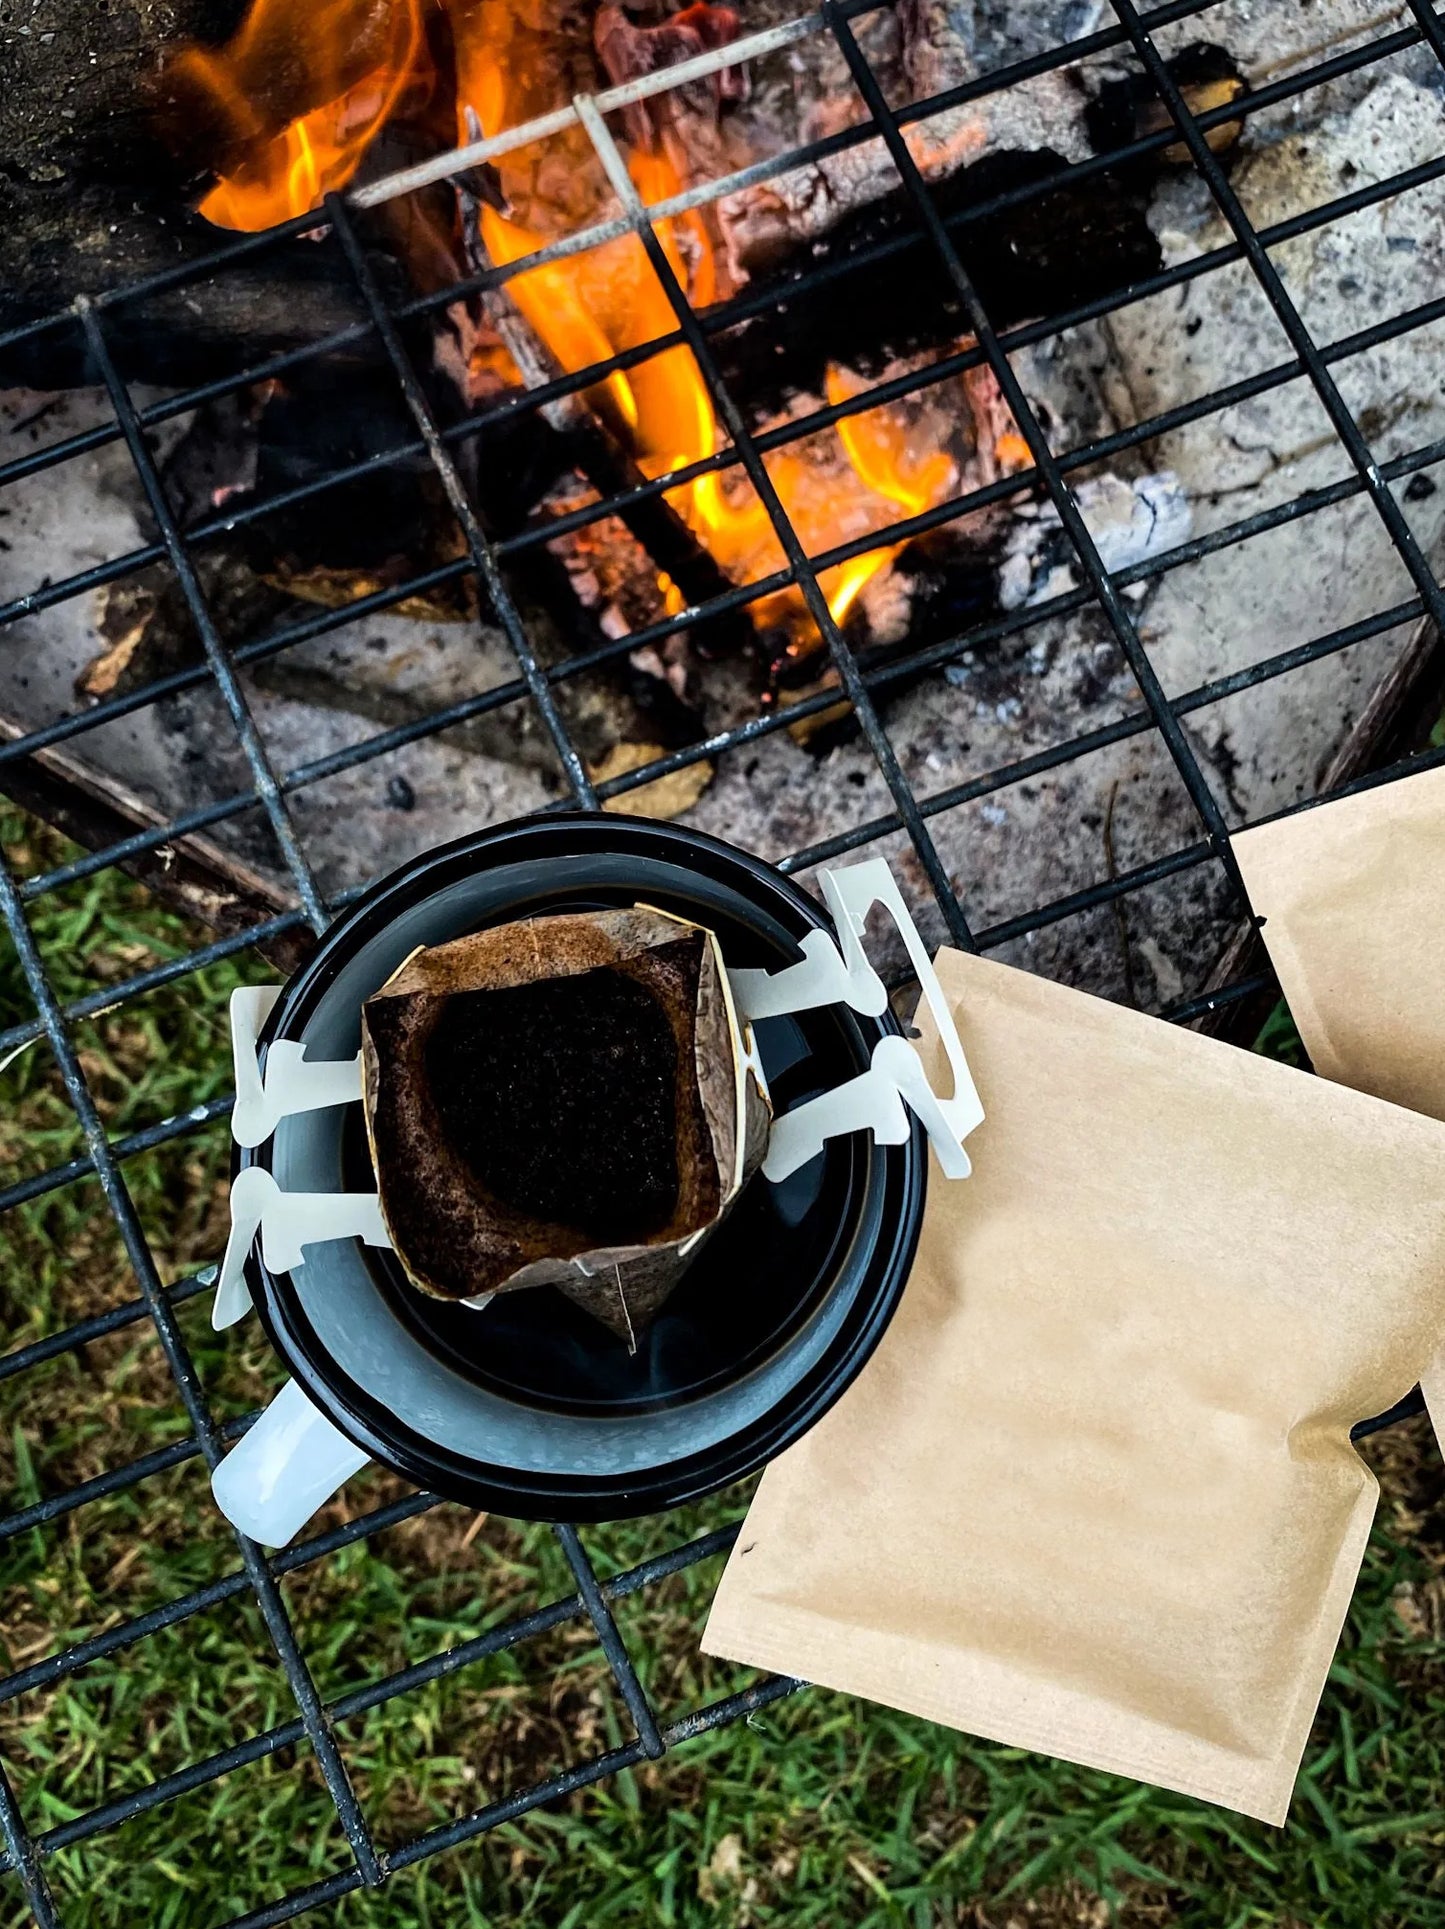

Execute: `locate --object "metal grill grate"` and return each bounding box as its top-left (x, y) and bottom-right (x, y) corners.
top-left (1, 0), bottom-right (1443, 1919)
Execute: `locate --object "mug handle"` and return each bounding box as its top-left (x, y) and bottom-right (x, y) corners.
top-left (212, 1377), bottom-right (370, 1547)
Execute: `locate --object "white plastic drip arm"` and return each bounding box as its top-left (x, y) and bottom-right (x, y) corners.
top-left (216, 1164), bottom-right (495, 1330)
top-left (230, 985), bottom-right (364, 1149)
top-left (731, 859), bottom-right (983, 1182)
top-left (215, 1166), bottom-right (391, 1329)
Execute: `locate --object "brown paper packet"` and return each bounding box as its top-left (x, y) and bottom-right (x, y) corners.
top-left (1233, 762), bottom-right (1445, 1434)
top-left (703, 951), bottom-right (1445, 1821)
top-left (1233, 763), bottom-right (1445, 1118)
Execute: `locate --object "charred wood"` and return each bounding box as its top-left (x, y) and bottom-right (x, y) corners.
top-left (711, 148), bottom-right (1161, 417)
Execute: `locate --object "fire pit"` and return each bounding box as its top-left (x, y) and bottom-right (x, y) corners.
top-left (1, 0), bottom-right (1443, 1920)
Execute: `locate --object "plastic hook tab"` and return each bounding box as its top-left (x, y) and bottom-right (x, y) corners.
top-left (229, 985), bottom-right (364, 1149)
top-left (733, 859), bottom-right (983, 1183)
top-left (214, 1166), bottom-right (391, 1330)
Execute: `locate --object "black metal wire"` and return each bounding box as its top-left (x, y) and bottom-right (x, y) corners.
top-left (1105, 0), bottom-right (1445, 640)
top-left (0, 1763), bottom-right (61, 1929)
top-left (0, 1521), bottom-right (743, 1877)
top-left (0, 1269), bottom-right (213, 1384)
top-left (78, 306), bottom-right (333, 936)
top-left (825, 1), bottom-right (1245, 902)
top-left (554, 1523), bottom-right (667, 1758)
top-left (1, 1), bottom-right (1442, 1920)
top-left (0, 31), bottom-right (1432, 729)
top-left (326, 197), bottom-right (600, 807)
top-left (0, 1420), bottom-right (243, 1544)
top-left (580, 94), bottom-right (979, 946)
top-left (0, 854), bottom-right (385, 1888)
top-left (0, 16), bottom-right (1282, 630)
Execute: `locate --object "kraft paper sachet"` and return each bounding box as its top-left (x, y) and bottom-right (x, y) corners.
top-left (1233, 759), bottom-right (1445, 1433)
top-left (703, 950), bottom-right (1445, 1822)
top-left (1233, 761), bottom-right (1445, 1120)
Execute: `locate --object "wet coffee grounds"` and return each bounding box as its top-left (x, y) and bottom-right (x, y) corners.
top-left (425, 963), bottom-right (680, 1243)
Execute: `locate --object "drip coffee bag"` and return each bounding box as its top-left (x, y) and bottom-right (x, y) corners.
top-left (363, 905), bottom-right (769, 1344)
top-left (1235, 761), bottom-right (1445, 1428)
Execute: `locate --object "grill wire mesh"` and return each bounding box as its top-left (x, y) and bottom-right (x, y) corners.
top-left (1, 0), bottom-right (1444, 1919)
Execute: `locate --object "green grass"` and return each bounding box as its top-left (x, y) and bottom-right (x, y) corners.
top-left (0, 812), bottom-right (1443, 1928)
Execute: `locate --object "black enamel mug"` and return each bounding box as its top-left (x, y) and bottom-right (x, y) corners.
top-left (221, 813), bottom-right (928, 1526)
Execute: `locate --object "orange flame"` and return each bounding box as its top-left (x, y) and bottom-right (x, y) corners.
top-left (177, 0), bottom-right (966, 641)
top-left (819, 364), bottom-right (957, 621)
top-left (176, 0), bottom-right (428, 230)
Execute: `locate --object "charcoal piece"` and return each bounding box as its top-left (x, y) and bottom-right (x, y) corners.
top-left (362, 905), bottom-right (771, 1344)
top-left (425, 965), bottom-right (685, 1242)
top-left (715, 149), bottom-right (1161, 418)
top-left (1086, 44), bottom-right (1247, 170)
top-left (240, 369), bottom-right (466, 587)
top-left (226, 361), bottom-right (569, 612)
top-left (80, 548), bottom-right (287, 702)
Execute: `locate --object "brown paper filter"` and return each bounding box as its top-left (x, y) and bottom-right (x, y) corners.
top-left (703, 950), bottom-right (1445, 1821)
top-left (1234, 760), bottom-right (1445, 1438)
top-left (363, 905), bottom-right (770, 1343)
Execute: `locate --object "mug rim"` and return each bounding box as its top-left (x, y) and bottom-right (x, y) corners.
top-left (237, 813), bottom-right (927, 1520)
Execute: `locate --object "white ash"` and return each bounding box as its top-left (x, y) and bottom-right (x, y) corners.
top-left (1098, 61), bottom-right (1445, 833)
top-left (717, 0), bottom-right (1094, 272)
top-left (997, 471), bottom-right (1192, 611)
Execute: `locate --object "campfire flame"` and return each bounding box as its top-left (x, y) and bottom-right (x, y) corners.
top-left (175, 0), bottom-right (429, 230)
top-left (174, 0), bottom-right (1011, 645)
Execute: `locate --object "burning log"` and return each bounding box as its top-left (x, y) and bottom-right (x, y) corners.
top-left (0, 0), bottom-right (391, 387)
top-left (0, 1), bottom-right (1221, 790)
top-left (714, 147), bottom-right (1162, 417)
top-left (447, 116), bottom-right (753, 657)
top-left (760, 355), bottom-right (1031, 741)
top-left (594, 2), bottom-right (745, 211)
top-left (160, 0), bottom-right (430, 204)
top-left (0, 0), bottom-right (1433, 1048)
top-left (561, 419), bottom-right (757, 660)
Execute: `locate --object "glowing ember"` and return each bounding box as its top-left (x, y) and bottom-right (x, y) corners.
top-left (171, 0), bottom-right (1022, 646)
